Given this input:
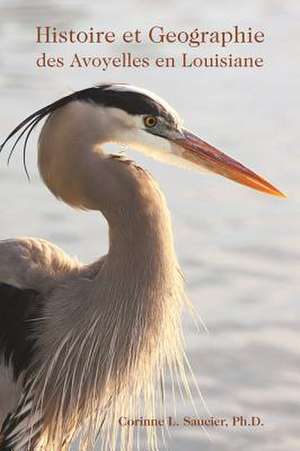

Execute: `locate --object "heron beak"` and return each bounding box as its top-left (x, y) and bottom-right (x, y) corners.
top-left (174, 129), bottom-right (286, 197)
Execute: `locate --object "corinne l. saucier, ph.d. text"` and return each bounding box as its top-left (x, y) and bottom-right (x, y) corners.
top-left (118, 416), bottom-right (263, 427)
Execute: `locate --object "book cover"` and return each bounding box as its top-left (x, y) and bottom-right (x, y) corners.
top-left (0, 1), bottom-right (297, 450)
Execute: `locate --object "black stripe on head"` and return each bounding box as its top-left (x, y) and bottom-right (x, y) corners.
top-left (0, 83), bottom-right (177, 177)
top-left (83, 84), bottom-right (178, 125)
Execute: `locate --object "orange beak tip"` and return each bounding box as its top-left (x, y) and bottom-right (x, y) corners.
top-left (250, 184), bottom-right (287, 199)
top-left (274, 190), bottom-right (287, 199)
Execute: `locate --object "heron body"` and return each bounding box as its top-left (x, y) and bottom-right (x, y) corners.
top-left (0, 84), bottom-right (283, 450)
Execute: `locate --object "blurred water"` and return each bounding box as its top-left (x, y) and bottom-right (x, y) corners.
top-left (0, 1), bottom-right (299, 450)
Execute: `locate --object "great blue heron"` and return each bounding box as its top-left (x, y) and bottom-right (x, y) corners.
top-left (0, 83), bottom-right (284, 450)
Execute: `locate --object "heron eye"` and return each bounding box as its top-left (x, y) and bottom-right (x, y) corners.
top-left (144, 116), bottom-right (157, 128)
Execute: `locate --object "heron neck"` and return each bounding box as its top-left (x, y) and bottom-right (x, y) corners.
top-left (82, 155), bottom-right (178, 286)
top-left (107, 170), bottom-right (175, 268)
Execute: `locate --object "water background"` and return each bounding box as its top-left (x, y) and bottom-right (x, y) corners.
top-left (0, 1), bottom-right (299, 450)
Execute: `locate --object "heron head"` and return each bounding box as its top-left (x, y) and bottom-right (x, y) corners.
top-left (99, 83), bottom-right (284, 197)
top-left (0, 82), bottom-right (285, 198)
